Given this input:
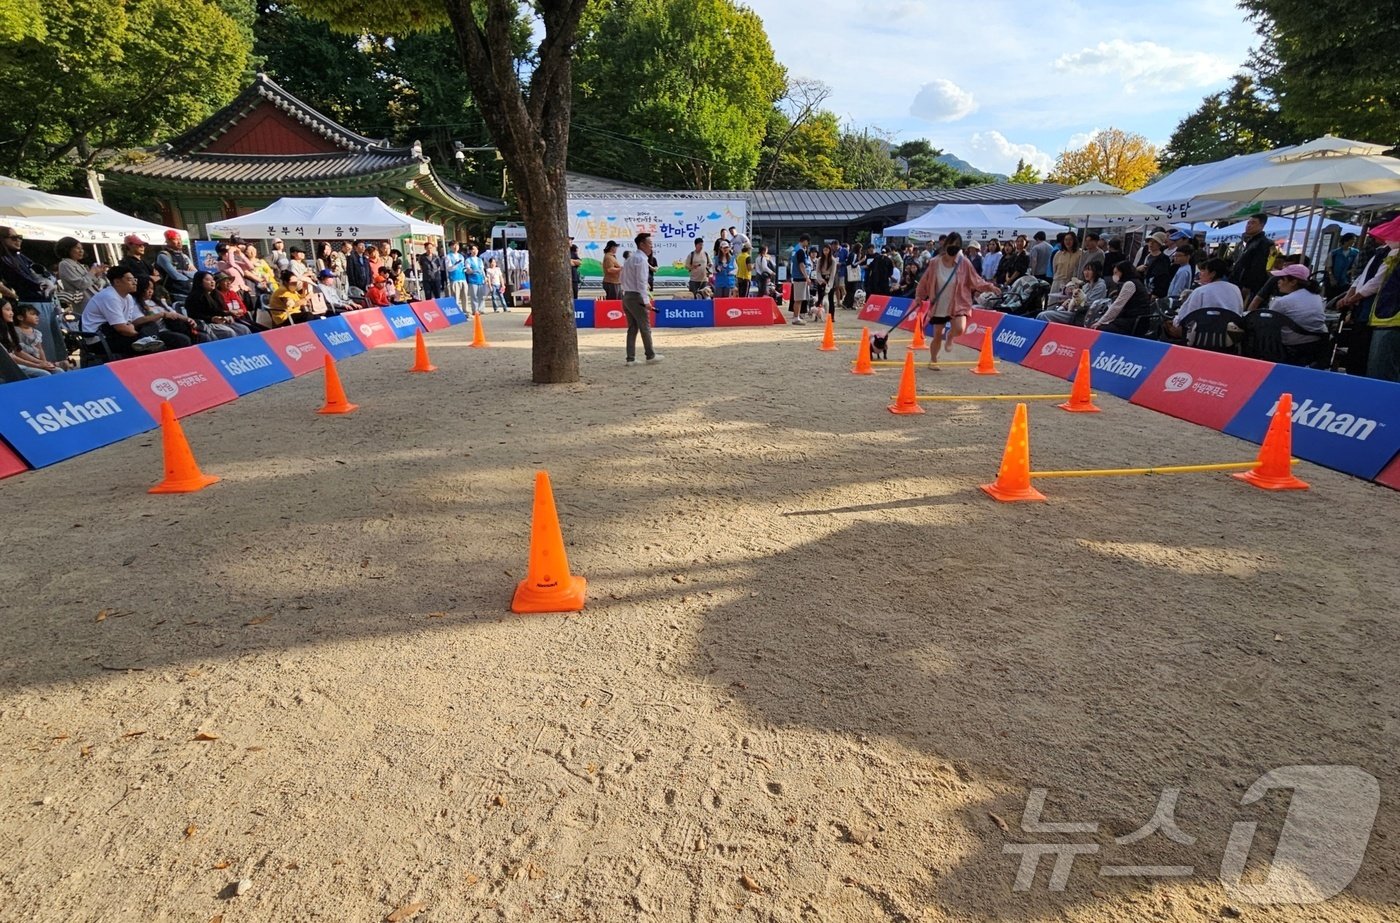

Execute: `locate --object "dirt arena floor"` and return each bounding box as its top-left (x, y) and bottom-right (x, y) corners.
top-left (2, 311), bottom-right (1398, 923)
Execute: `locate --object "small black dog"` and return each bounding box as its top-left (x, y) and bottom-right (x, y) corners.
top-left (870, 333), bottom-right (889, 361)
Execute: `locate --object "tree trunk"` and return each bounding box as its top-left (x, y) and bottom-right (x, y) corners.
top-left (443, 0), bottom-right (586, 384)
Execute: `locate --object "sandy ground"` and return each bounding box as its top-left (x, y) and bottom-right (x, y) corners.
top-left (1, 310), bottom-right (1398, 923)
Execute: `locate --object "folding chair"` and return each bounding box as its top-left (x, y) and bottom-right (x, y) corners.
top-left (1176, 308), bottom-right (1240, 353)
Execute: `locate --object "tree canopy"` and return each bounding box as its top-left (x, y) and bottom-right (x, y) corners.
top-left (0, 0), bottom-right (251, 189)
top-left (1240, 0), bottom-right (1399, 148)
top-left (1049, 128), bottom-right (1157, 191)
top-left (571, 0), bottom-right (785, 189)
top-left (1009, 159), bottom-right (1042, 185)
top-left (1158, 74), bottom-right (1304, 171)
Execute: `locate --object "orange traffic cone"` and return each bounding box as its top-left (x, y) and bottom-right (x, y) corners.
top-left (469, 312), bottom-right (488, 348)
top-left (1059, 350), bottom-right (1101, 413)
top-left (1233, 392), bottom-right (1309, 491)
top-left (149, 401), bottom-right (220, 494)
top-left (980, 403), bottom-right (1046, 502)
top-left (409, 329), bottom-right (437, 372)
top-left (852, 327), bottom-right (875, 375)
top-left (511, 471), bottom-right (588, 614)
top-left (910, 311), bottom-right (926, 349)
top-left (819, 312), bottom-right (837, 351)
top-left (972, 328), bottom-right (999, 375)
top-left (888, 350), bottom-right (925, 415)
top-left (317, 354), bottom-right (358, 414)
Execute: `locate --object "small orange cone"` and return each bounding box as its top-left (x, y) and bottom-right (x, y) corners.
top-left (317, 354), bottom-right (358, 414)
top-left (980, 403), bottom-right (1046, 502)
top-left (972, 328), bottom-right (999, 375)
top-left (852, 327), bottom-right (875, 375)
top-left (469, 313), bottom-right (488, 348)
top-left (1059, 350), bottom-right (1101, 413)
top-left (149, 401), bottom-right (219, 494)
top-left (511, 471), bottom-right (588, 614)
top-left (409, 329), bottom-right (437, 372)
top-left (819, 312), bottom-right (837, 351)
top-left (888, 350), bottom-right (925, 415)
top-left (910, 311), bottom-right (926, 349)
top-left (1233, 392), bottom-right (1309, 491)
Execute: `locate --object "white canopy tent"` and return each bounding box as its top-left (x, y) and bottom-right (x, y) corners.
top-left (1174, 214), bottom-right (1362, 248)
top-left (0, 182), bottom-right (103, 219)
top-left (884, 204), bottom-right (1067, 241)
top-left (1025, 181), bottom-right (1168, 227)
top-left (2, 194), bottom-right (186, 245)
top-left (207, 196), bottom-right (444, 240)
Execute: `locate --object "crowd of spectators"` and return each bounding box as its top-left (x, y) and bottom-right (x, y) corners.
top-left (765, 213), bottom-right (1398, 382)
top-left (0, 226), bottom-right (503, 379)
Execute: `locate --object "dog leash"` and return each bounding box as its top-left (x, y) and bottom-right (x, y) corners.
top-left (880, 255), bottom-right (961, 338)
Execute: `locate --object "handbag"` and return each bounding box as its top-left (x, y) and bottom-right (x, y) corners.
top-left (846, 263), bottom-right (862, 282)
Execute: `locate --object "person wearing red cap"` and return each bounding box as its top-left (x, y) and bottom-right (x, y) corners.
top-left (155, 229), bottom-right (193, 297)
top-left (114, 234), bottom-right (151, 296)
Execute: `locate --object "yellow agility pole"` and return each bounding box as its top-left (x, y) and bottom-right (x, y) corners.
top-left (866, 359), bottom-right (986, 367)
top-left (911, 392), bottom-right (1079, 401)
top-left (1028, 461), bottom-right (1286, 478)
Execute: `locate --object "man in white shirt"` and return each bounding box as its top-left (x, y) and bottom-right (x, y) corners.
top-left (621, 232), bottom-right (662, 365)
top-left (728, 226), bottom-right (750, 252)
top-left (82, 266), bottom-right (193, 356)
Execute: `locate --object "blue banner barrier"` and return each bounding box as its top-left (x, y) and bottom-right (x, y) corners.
top-left (1223, 364), bottom-right (1400, 480)
top-left (572, 299), bottom-right (596, 328)
top-left (310, 315), bottom-right (368, 361)
top-left (379, 304), bottom-right (422, 339)
top-left (879, 297), bottom-right (912, 328)
top-left (0, 367), bottom-right (157, 468)
top-left (200, 335), bottom-right (294, 396)
top-left (654, 300), bottom-right (715, 327)
top-left (987, 315), bottom-right (1046, 364)
top-left (1075, 331), bottom-right (1171, 399)
top-left (435, 297), bottom-right (468, 325)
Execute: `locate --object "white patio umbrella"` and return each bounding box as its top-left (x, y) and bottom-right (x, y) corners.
top-left (1025, 180), bottom-right (1168, 228)
top-left (1193, 143), bottom-right (1400, 254)
top-left (0, 183), bottom-right (103, 218)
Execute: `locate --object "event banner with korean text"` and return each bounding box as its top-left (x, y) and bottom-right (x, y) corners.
top-left (567, 198), bottom-right (748, 285)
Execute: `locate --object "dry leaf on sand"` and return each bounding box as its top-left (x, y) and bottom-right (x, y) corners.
top-left (740, 874), bottom-right (763, 893)
top-left (194, 732), bottom-right (221, 742)
top-left (385, 903), bottom-right (425, 922)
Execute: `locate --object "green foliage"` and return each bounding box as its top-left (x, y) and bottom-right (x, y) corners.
top-left (832, 130), bottom-right (899, 189)
top-left (571, 0), bottom-right (785, 188)
top-left (1159, 74), bottom-right (1303, 170)
top-left (758, 110), bottom-right (846, 189)
top-left (0, 0), bottom-right (250, 189)
top-left (1240, 1), bottom-right (1399, 147)
top-left (0, 0), bottom-right (45, 43)
top-left (1009, 158), bottom-right (1042, 185)
top-left (891, 140), bottom-right (960, 190)
top-left (254, 2), bottom-right (391, 130)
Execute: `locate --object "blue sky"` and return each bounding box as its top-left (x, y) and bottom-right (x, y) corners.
top-left (741, 0), bottom-right (1262, 175)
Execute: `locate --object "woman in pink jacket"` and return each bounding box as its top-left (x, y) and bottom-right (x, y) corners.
top-left (913, 232), bottom-right (1000, 367)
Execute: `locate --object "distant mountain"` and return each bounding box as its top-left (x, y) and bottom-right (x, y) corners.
top-left (936, 153), bottom-right (1006, 182)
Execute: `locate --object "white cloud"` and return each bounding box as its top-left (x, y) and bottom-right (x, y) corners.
top-left (967, 131), bottom-right (1054, 175)
top-left (909, 79), bottom-right (978, 123)
top-left (1065, 128), bottom-right (1103, 152)
top-left (1053, 40), bottom-right (1236, 92)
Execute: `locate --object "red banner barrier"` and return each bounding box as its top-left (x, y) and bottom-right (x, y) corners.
top-left (260, 324), bottom-right (330, 376)
top-left (1377, 453), bottom-right (1400, 491)
top-left (714, 297), bottom-right (787, 326)
top-left (107, 348), bottom-right (239, 419)
top-left (953, 308), bottom-right (1005, 348)
top-left (594, 300), bottom-right (627, 328)
top-left (343, 307), bottom-right (398, 349)
top-left (410, 300), bottom-right (451, 332)
top-left (1022, 323), bottom-right (1103, 380)
top-left (857, 294), bottom-right (889, 323)
top-left (0, 439), bottom-right (27, 479)
top-left (1131, 347), bottom-right (1277, 432)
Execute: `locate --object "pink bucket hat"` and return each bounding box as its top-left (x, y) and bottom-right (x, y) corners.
top-left (1368, 215), bottom-right (1400, 242)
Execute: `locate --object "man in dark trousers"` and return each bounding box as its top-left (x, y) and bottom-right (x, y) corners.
top-left (1228, 214), bottom-right (1273, 306)
top-left (346, 240), bottom-right (371, 294)
top-left (863, 244), bottom-right (894, 297)
top-left (417, 240), bottom-right (447, 299)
